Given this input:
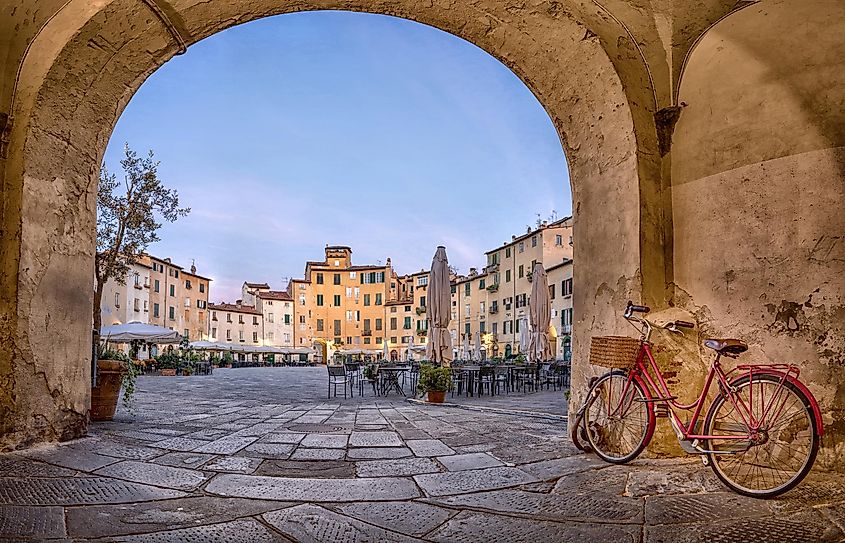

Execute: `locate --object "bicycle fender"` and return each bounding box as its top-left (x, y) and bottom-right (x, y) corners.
top-left (729, 370), bottom-right (824, 437)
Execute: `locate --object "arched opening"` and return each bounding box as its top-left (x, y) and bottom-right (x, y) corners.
top-left (1, 0), bottom-right (654, 450)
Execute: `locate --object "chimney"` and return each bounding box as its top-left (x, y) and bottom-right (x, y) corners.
top-left (190, 259), bottom-right (197, 274)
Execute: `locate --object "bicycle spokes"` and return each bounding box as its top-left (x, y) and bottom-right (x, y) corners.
top-left (584, 373), bottom-right (653, 463)
top-left (705, 375), bottom-right (817, 497)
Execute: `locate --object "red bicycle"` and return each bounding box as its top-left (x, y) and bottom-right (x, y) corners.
top-left (572, 302), bottom-right (823, 498)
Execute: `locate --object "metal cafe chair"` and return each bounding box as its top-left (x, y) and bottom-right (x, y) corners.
top-left (327, 365), bottom-right (353, 399)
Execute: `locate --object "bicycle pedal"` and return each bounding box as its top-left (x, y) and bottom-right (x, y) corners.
top-left (654, 404), bottom-right (669, 418)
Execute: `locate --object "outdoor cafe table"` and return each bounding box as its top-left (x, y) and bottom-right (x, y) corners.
top-left (378, 366), bottom-right (410, 396)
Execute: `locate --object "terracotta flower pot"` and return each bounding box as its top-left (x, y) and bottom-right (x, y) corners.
top-left (160, 368), bottom-right (177, 376)
top-left (427, 390), bottom-right (446, 403)
top-left (91, 359), bottom-right (127, 421)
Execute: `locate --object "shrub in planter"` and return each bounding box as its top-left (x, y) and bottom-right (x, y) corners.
top-left (417, 364), bottom-right (452, 403)
top-left (92, 346), bottom-right (139, 421)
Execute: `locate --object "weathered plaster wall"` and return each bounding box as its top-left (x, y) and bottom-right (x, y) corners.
top-left (672, 0), bottom-right (845, 470)
top-left (1, 0), bottom-right (659, 451)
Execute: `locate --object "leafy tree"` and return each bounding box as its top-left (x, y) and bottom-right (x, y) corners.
top-left (94, 144), bottom-right (189, 334)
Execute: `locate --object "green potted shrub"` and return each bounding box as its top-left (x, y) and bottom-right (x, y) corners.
top-left (417, 364), bottom-right (452, 403)
top-left (209, 353), bottom-right (220, 369)
top-left (91, 345), bottom-right (139, 421)
top-left (221, 352), bottom-right (234, 369)
top-left (156, 352), bottom-right (179, 376)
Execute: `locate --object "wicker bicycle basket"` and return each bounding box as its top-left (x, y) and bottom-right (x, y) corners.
top-left (589, 336), bottom-right (641, 368)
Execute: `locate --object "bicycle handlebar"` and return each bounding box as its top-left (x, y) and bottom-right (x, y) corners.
top-left (624, 301), bottom-right (650, 318)
top-left (674, 320), bottom-right (695, 329)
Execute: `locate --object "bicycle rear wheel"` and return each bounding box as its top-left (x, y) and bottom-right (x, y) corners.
top-left (704, 373), bottom-right (819, 498)
top-left (584, 371), bottom-right (654, 464)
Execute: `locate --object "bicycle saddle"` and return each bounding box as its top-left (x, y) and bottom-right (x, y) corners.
top-left (703, 338), bottom-right (748, 355)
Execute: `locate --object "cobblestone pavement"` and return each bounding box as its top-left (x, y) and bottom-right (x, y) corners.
top-left (1, 368), bottom-right (843, 542)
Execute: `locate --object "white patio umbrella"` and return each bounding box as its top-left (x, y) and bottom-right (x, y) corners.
top-left (424, 246), bottom-right (454, 366)
top-left (100, 322), bottom-right (181, 344)
top-left (519, 317), bottom-right (530, 355)
top-left (473, 330), bottom-right (482, 361)
top-left (461, 334), bottom-right (471, 361)
top-left (406, 336), bottom-right (415, 361)
top-left (527, 262), bottom-right (552, 362)
top-left (383, 339), bottom-right (390, 361)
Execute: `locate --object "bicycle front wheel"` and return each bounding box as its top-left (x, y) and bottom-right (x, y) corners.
top-left (704, 373), bottom-right (819, 498)
top-left (584, 371), bottom-right (655, 464)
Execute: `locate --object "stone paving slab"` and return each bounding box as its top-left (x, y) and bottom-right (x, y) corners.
top-left (428, 510), bottom-right (641, 542)
top-left (149, 437), bottom-right (210, 452)
top-left (347, 447), bottom-right (413, 460)
top-left (406, 439), bottom-right (456, 457)
top-left (0, 505), bottom-right (66, 539)
top-left (263, 503), bottom-right (421, 542)
top-left (291, 447), bottom-right (346, 461)
top-left (241, 443), bottom-right (296, 459)
top-left (644, 510), bottom-right (843, 543)
top-left (0, 455), bottom-right (78, 478)
top-left (203, 456), bottom-right (263, 474)
top-left (625, 467), bottom-right (722, 497)
top-left (334, 501), bottom-right (455, 537)
top-left (644, 492), bottom-right (772, 525)
top-left (152, 452), bottom-right (216, 469)
top-left (349, 431), bottom-right (404, 447)
top-left (194, 436), bottom-right (258, 454)
top-left (356, 457), bottom-right (441, 477)
top-left (0, 477), bottom-right (185, 505)
top-left (261, 432), bottom-right (306, 444)
top-left (301, 434), bottom-right (349, 448)
top-left (91, 518), bottom-right (287, 542)
top-left (20, 443), bottom-right (121, 472)
top-left (94, 460), bottom-right (210, 491)
top-left (255, 459), bottom-right (356, 478)
top-left (65, 496), bottom-right (289, 539)
top-left (436, 452), bottom-right (504, 471)
top-left (414, 466), bottom-right (538, 496)
top-left (206, 474), bottom-right (421, 501)
top-left (427, 488), bottom-right (643, 523)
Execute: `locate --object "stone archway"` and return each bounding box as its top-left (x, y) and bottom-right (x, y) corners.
top-left (0, 1), bottom-right (842, 471)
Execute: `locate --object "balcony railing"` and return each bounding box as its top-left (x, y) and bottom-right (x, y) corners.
top-left (484, 262), bottom-right (499, 274)
top-left (416, 329), bottom-right (427, 337)
top-left (416, 306), bottom-right (426, 315)
top-left (561, 324), bottom-right (572, 334)
top-left (486, 283), bottom-right (499, 292)
top-left (489, 306), bottom-right (498, 314)
top-left (362, 329), bottom-right (372, 336)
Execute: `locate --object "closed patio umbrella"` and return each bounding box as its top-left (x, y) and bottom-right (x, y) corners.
top-left (473, 330), bottom-right (482, 361)
top-left (424, 246), bottom-right (454, 366)
top-left (407, 336), bottom-right (415, 361)
top-left (527, 262), bottom-right (552, 362)
top-left (383, 339), bottom-right (390, 361)
top-left (461, 333), bottom-right (471, 361)
top-left (519, 317), bottom-right (530, 355)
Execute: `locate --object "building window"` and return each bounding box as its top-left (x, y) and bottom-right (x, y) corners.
top-left (226, 313), bottom-right (232, 323)
top-left (316, 273), bottom-right (324, 284)
top-left (184, 329), bottom-right (190, 338)
top-left (317, 319), bottom-right (324, 332)
top-left (363, 319), bottom-right (371, 332)
top-left (492, 322), bottom-right (498, 334)
top-left (390, 317), bottom-right (397, 330)
top-left (465, 323), bottom-right (471, 335)
top-left (518, 265), bottom-right (524, 278)
top-left (364, 294), bottom-right (371, 306)
top-left (299, 315), bottom-right (305, 324)
top-left (550, 284), bottom-right (556, 299)
top-left (375, 318), bottom-right (383, 331)
top-left (419, 295), bottom-right (426, 307)
top-left (563, 278), bottom-right (573, 296)
top-left (253, 331), bottom-right (258, 343)
top-left (519, 242), bottom-right (524, 253)
top-left (333, 294), bottom-right (341, 306)
top-left (196, 300), bottom-right (206, 309)
top-left (133, 298), bottom-right (140, 312)
top-left (479, 279), bottom-right (485, 289)
top-left (143, 300), bottom-right (148, 312)
top-left (363, 337), bottom-right (371, 345)
top-left (375, 293), bottom-right (382, 305)
top-left (114, 293), bottom-right (120, 307)
top-left (267, 313), bottom-right (274, 323)
top-left (169, 284), bottom-right (175, 297)
top-left (239, 315), bottom-right (244, 324)
top-left (268, 331), bottom-right (274, 341)
top-left (226, 329), bottom-right (231, 340)
top-left (154, 279), bottom-right (160, 292)
top-left (185, 279), bottom-right (192, 289)
top-left (346, 287), bottom-right (352, 297)
top-left (252, 316), bottom-right (258, 325)
top-left (239, 330), bottom-right (244, 341)
top-left (417, 276), bottom-right (428, 287)
top-left (480, 321), bottom-right (486, 333)
top-left (532, 235), bottom-right (537, 247)
top-left (480, 301), bottom-right (485, 314)
top-left (334, 320), bottom-right (341, 335)
top-left (555, 234), bottom-right (563, 246)
top-left (405, 305), bottom-right (411, 312)
top-left (403, 317), bottom-right (412, 329)
top-left (350, 272), bottom-right (356, 279)
top-left (153, 303), bottom-right (159, 318)
top-left (211, 327), bottom-right (217, 339)
top-left (169, 306), bottom-right (175, 320)
top-left (184, 297), bottom-right (190, 308)
top-left (506, 270), bottom-right (511, 282)
top-left (316, 295), bottom-right (324, 306)
top-left (464, 283), bottom-right (470, 296)
top-left (465, 303), bottom-right (470, 316)
top-left (199, 283), bottom-right (205, 293)
top-left (333, 273), bottom-right (341, 285)
top-left (284, 314), bottom-right (290, 325)
top-left (506, 247), bottom-right (511, 258)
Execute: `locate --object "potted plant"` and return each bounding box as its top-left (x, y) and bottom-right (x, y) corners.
top-left (156, 352), bottom-right (179, 376)
top-left (221, 352), bottom-right (234, 368)
top-left (210, 353), bottom-right (220, 369)
top-left (91, 345), bottom-right (139, 421)
top-left (417, 364), bottom-right (452, 403)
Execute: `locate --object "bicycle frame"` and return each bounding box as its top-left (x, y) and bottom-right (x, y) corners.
top-left (608, 314), bottom-right (822, 450)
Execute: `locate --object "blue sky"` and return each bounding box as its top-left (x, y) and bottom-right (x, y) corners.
top-left (104, 11), bottom-right (570, 302)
